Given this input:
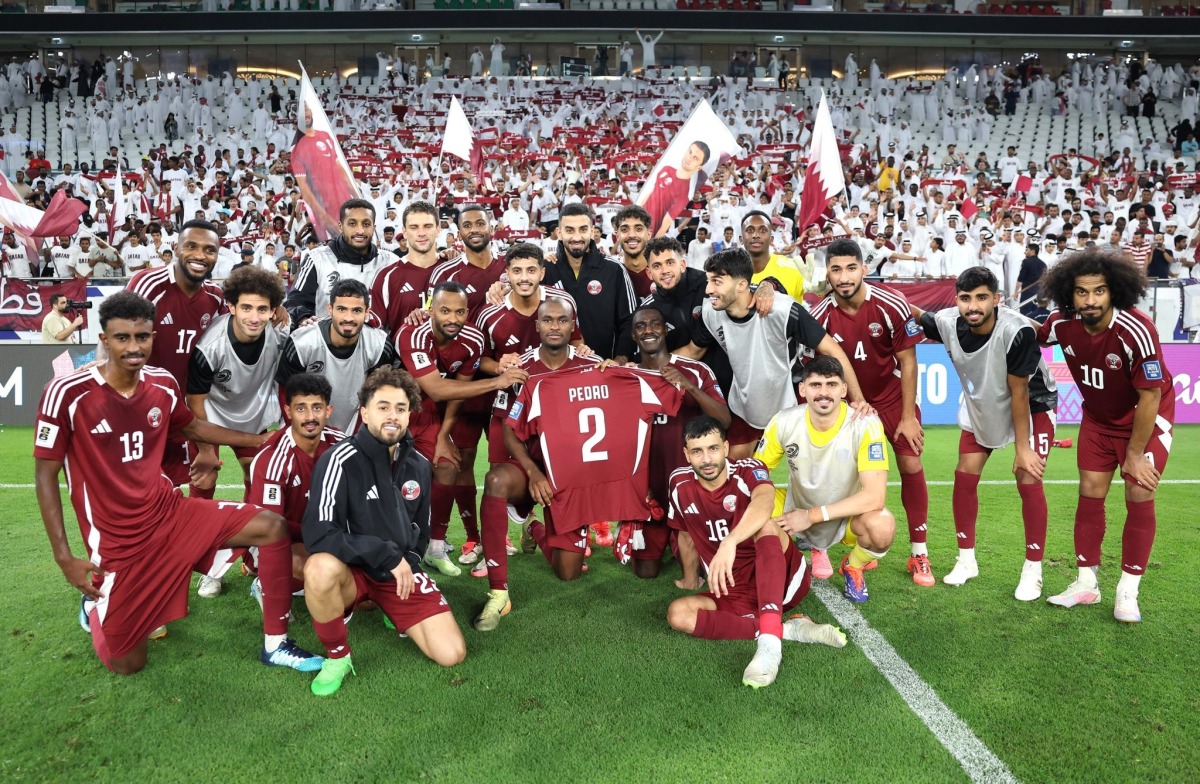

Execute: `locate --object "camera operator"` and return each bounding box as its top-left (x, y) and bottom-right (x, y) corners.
top-left (42, 294), bottom-right (84, 344)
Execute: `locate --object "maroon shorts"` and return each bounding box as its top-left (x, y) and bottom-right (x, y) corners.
top-left (409, 420), bottom-right (442, 463)
top-left (450, 410), bottom-right (489, 451)
top-left (631, 521), bottom-right (671, 562)
top-left (1077, 415), bottom-right (1173, 478)
top-left (874, 401), bottom-right (922, 458)
top-left (487, 417), bottom-right (512, 464)
top-left (350, 569), bottom-right (451, 632)
top-left (727, 412), bottom-right (764, 448)
top-left (160, 434), bottom-right (199, 487)
top-left (90, 497), bottom-right (261, 663)
top-left (698, 538), bottom-right (810, 616)
top-left (543, 523), bottom-right (588, 554)
top-left (959, 410), bottom-right (1055, 459)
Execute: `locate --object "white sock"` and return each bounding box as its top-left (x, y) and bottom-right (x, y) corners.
top-left (429, 539), bottom-right (446, 557)
top-left (1116, 572), bottom-right (1141, 595)
top-left (1078, 565), bottom-right (1099, 588)
top-left (957, 547), bottom-right (976, 562)
top-left (1023, 559), bottom-right (1042, 574)
top-left (264, 633), bottom-right (286, 653)
top-left (911, 542), bottom-right (928, 557)
top-left (756, 634), bottom-right (782, 654)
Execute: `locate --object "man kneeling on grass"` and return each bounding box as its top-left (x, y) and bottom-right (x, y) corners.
top-left (302, 366), bottom-right (466, 696)
top-left (666, 416), bottom-right (847, 689)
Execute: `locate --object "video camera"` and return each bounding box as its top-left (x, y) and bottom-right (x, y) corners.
top-left (64, 299), bottom-right (93, 311)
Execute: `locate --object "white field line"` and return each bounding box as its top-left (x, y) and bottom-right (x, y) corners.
top-left (812, 580), bottom-right (1020, 784)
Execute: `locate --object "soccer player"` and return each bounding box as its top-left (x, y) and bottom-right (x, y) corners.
top-left (613, 204), bottom-right (655, 298)
top-left (276, 278), bottom-right (396, 434)
top-left (427, 204), bottom-right (511, 564)
top-left (504, 344), bottom-right (682, 583)
top-left (302, 366), bottom-right (466, 696)
top-left (469, 243), bottom-right (580, 568)
top-left (679, 248), bottom-right (866, 459)
top-left (473, 297), bottom-right (601, 630)
top-left (244, 372), bottom-right (344, 671)
top-left (286, 198), bottom-right (398, 326)
top-left (187, 266), bottom-right (287, 493)
top-left (667, 415), bottom-right (846, 689)
top-left (370, 201), bottom-right (443, 342)
top-left (809, 238), bottom-right (934, 586)
top-left (911, 267), bottom-right (1058, 601)
top-left (1037, 252), bottom-right (1175, 622)
top-left (626, 305), bottom-right (729, 580)
top-left (395, 282), bottom-right (528, 578)
top-left (34, 291), bottom-right (311, 675)
top-left (756, 357), bottom-right (898, 603)
top-left (740, 210), bottom-right (806, 298)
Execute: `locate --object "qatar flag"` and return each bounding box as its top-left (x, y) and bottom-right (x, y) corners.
top-left (441, 96), bottom-right (485, 187)
top-left (960, 198), bottom-right (978, 221)
top-left (796, 92), bottom-right (845, 234)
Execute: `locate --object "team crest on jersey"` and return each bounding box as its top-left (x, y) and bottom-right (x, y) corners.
top-left (1143, 360), bottom-right (1163, 380)
top-left (1105, 353), bottom-right (1122, 371)
top-left (868, 442), bottom-right (885, 462)
top-left (327, 271), bottom-right (341, 288)
top-left (401, 480), bottom-right (421, 501)
top-left (868, 322), bottom-right (884, 338)
top-left (722, 495), bottom-right (738, 512)
top-left (307, 361), bottom-right (325, 373)
top-left (201, 314), bottom-right (211, 329)
top-left (692, 306), bottom-right (702, 319)
top-left (449, 361), bottom-right (462, 373)
top-left (785, 444), bottom-right (800, 459)
top-left (214, 369), bottom-right (233, 384)
top-left (147, 407), bottom-right (163, 428)
top-left (586, 280), bottom-right (603, 295)
top-left (904, 318), bottom-right (921, 337)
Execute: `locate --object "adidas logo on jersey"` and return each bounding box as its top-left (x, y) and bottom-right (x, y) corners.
top-left (505, 335), bottom-right (520, 347)
top-left (292, 475), bottom-right (303, 487)
top-left (161, 313), bottom-right (174, 326)
top-left (400, 282), bottom-right (413, 293)
top-left (366, 485), bottom-right (379, 500)
top-left (684, 503), bottom-right (699, 515)
top-left (90, 419), bottom-right (113, 434)
top-left (1064, 346), bottom-right (1075, 356)
top-left (486, 559), bottom-right (499, 567)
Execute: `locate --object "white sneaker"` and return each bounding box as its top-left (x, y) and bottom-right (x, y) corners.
top-left (506, 503), bottom-right (528, 527)
top-left (1046, 579), bottom-right (1101, 608)
top-left (1113, 588), bottom-right (1142, 623)
top-left (782, 615), bottom-right (847, 648)
top-left (742, 638), bottom-right (782, 688)
top-left (942, 557), bottom-right (979, 586)
top-left (1014, 561), bottom-right (1043, 602)
top-left (423, 544), bottom-right (462, 577)
top-left (197, 575), bottom-right (223, 598)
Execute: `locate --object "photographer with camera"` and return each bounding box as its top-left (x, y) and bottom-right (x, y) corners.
top-left (42, 294), bottom-right (85, 344)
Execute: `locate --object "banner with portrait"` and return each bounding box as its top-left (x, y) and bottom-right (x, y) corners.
top-left (290, 63), bottom-right (360, 242)
top-left (635, 99), bottom-right (740, 237)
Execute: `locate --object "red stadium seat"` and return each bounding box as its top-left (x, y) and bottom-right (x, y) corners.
top-left (677, 0), bottom-right (687, 7)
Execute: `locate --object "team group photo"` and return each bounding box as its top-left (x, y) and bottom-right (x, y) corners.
top-left (2, 8), bottom-right (1198, 783)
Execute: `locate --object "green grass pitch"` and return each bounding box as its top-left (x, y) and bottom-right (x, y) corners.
top-left (1, 424), bottom-right (1197, 783)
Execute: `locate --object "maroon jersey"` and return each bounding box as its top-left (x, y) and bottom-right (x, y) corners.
top-left (506, 365), bottom-right (682, 529)
top-left (808, 283), bottom-right (921, 410)
top-left (34, 366), bottom-right (195, 563)
top-left (491, 345), bottom-right (599, 423)
top-left (666, 459), bottom-right (774, 582)
top-left (127, 264), bottom-right (225, 388)
top-left (1038, 307), bottom-right (1175, 436)
top-left (395, 320), bottom-right (485, 429)
top-left (634, 357), bottom-right (725, 502)
top-left (475, 286), bottom-right (581, 360)
top-left (625, 264), bottom-right (654, 299)
top-left (427, 254), bottom-right (508, 317)
top-left (247, 425), bottom-right (345, 538)
top-left (370, 256), bottom-right (437, 342)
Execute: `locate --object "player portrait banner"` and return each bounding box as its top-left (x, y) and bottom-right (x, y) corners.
top-left (0, 277), bottom-right (87, 332)
top-left (290, 63), bottom-right (360, 243)
top-left (635, 99), bottom-right (741, 237)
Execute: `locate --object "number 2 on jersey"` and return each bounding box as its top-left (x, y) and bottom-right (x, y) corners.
top-left (578, 407), bottom-right (609, 462)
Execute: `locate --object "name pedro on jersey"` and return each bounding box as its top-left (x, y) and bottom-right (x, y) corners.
top-left (568, 385), bottom-right (610, 403)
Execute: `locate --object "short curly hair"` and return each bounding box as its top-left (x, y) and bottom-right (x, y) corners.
top-left (223, 265), bottom-right (284, 309)
top-left (357, 366), bottom-right (422, 415)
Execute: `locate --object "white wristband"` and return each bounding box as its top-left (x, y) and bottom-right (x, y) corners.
top-left (820, 505), bottom-right (830, 523)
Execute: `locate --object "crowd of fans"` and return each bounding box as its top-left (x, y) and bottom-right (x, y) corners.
top-left (3, 48), bottom-right (1200, 311)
